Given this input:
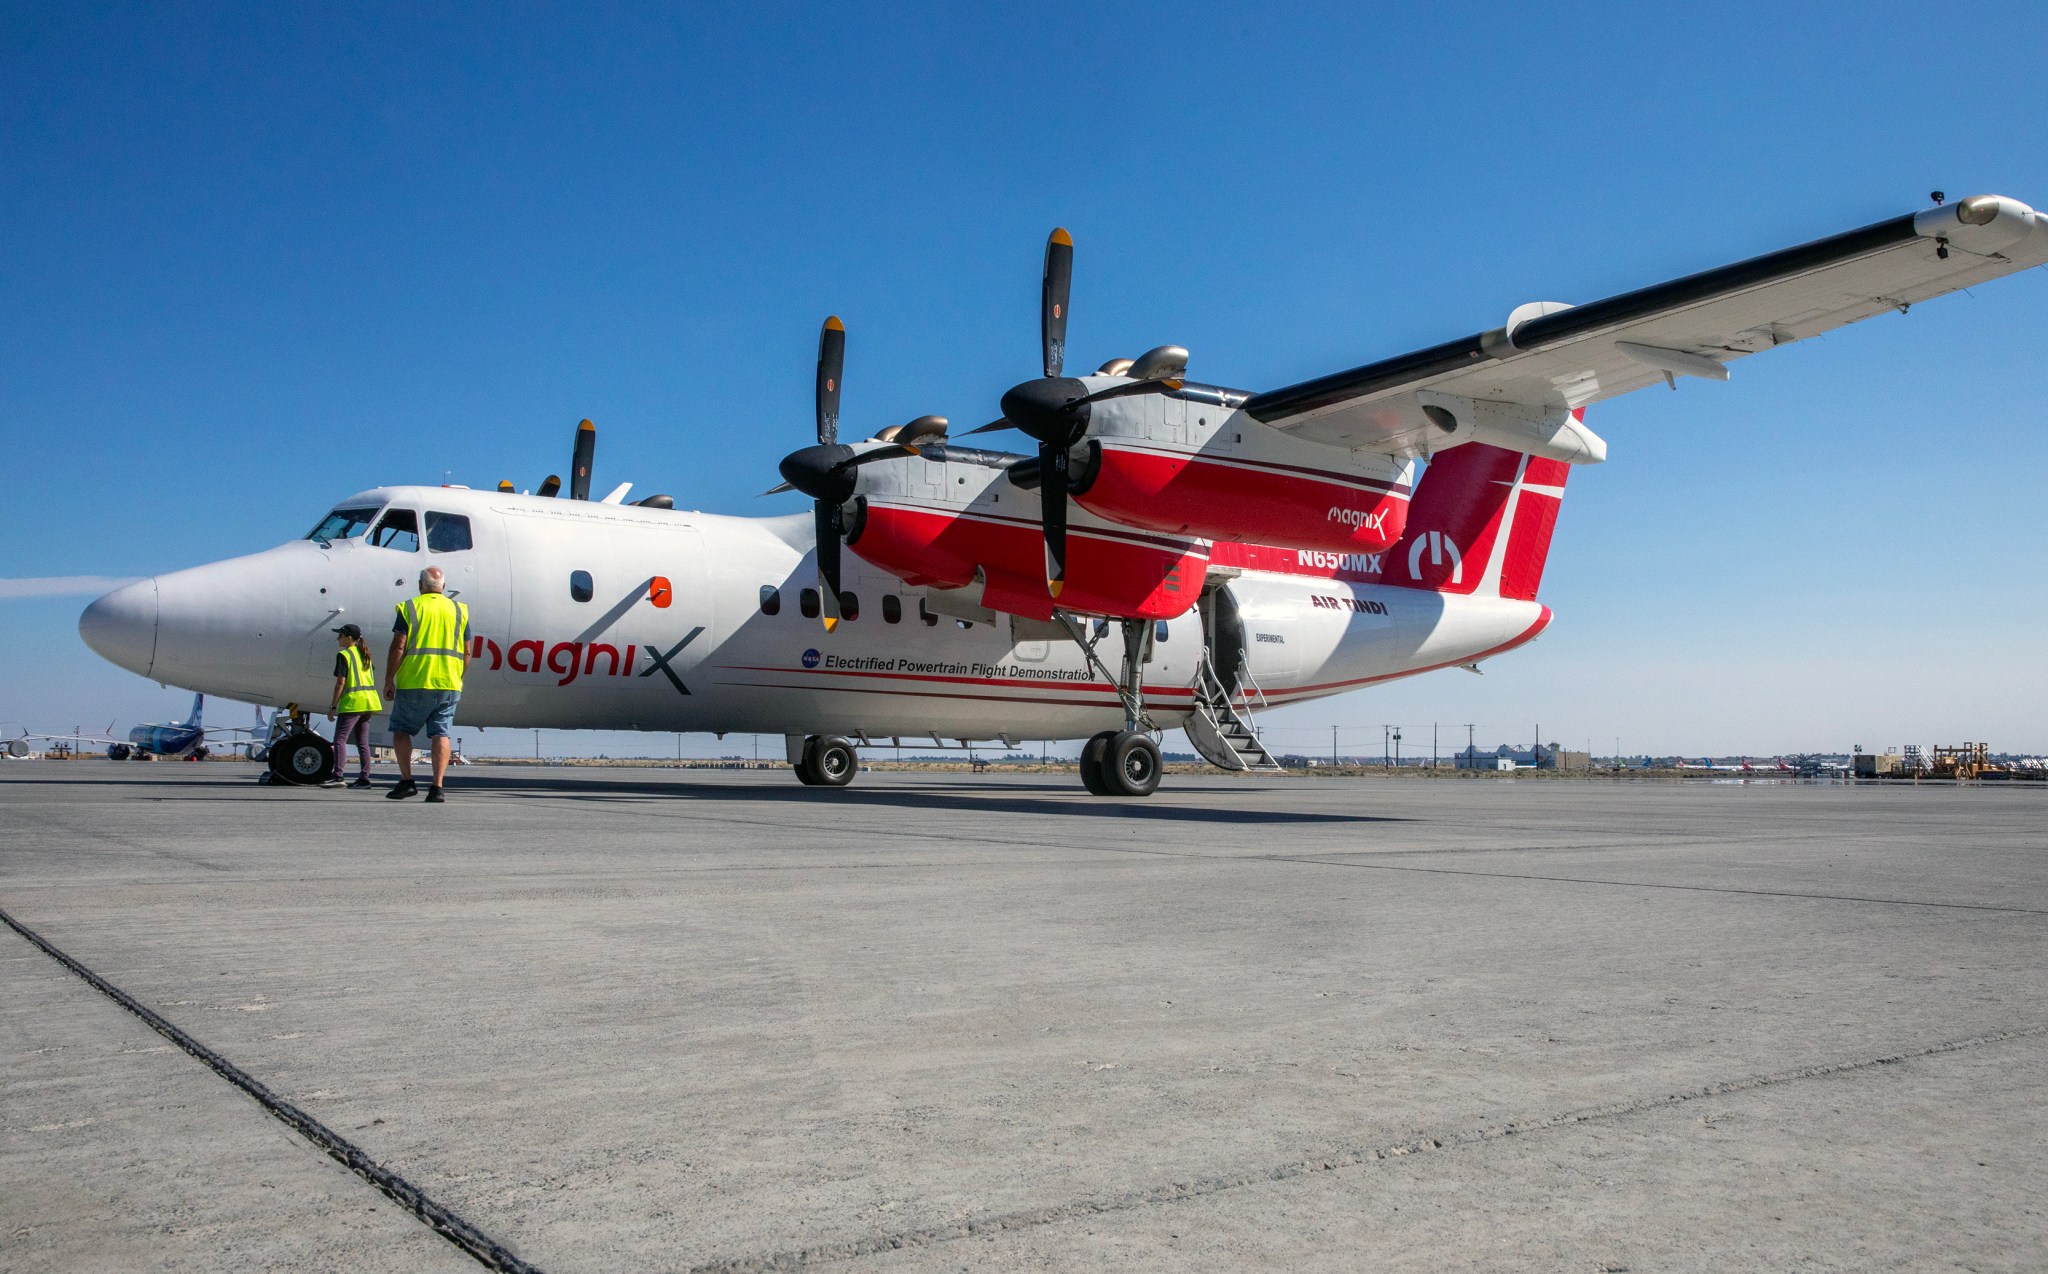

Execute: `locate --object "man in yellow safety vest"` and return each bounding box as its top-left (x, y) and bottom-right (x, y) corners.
top-left (382, 565), bottom-right (470, 802)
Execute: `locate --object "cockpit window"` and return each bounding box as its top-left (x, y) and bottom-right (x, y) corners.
top-left (367, 509), bottom-right (420, 552)
top-left (307, 506), bottom-right (381, 543)
top-left (425, 512), bottom-right (472, 553)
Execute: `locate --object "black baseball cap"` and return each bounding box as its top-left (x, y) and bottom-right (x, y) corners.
top-left (333, 622), bottom-right (363, 638)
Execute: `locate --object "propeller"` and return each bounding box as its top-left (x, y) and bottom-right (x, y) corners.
top-left (569, 419), bottom-right (596, 500)
top-left (773, 320), bottom-right (960, 630)
top-left (770, 318), bottom-right (855, 630)
top-left (537, 474), bottom-right (562, 498)
top-left (968, 228), bottom-right (1184, 597)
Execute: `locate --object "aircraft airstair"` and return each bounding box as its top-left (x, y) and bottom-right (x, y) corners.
top-left (1186, 651), bottom-right (1282, 772)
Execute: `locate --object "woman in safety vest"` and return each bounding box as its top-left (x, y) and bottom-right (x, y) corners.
top-left (325, 623), bottom-right (384, 788)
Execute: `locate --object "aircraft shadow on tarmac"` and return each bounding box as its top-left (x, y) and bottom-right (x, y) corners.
top-left (459, 773), bottom-right (1409, 825)
top-left (14, 771), bottom-right (1406, 825)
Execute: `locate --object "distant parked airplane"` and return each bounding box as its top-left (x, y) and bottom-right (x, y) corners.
top-left (4, 695), bottom-right (264, 760)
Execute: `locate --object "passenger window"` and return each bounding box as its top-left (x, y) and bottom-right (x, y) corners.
top-left (800, 588), bottom-right (820, 619)
top-left (918, 598), bottom-right (939, 627)
top-left (759, 585), bottom-right (781, 616)
top-left (425, 512), bottom-right (473, 553)
top-left (840, 592), bottom-right (859, 621)
top-left (1155, 620), bottom-right (1169, 642)
top-left (882, 595), bottom-right (902, 624)
top-left (368, 509), bottom-right (420, 552)
top-left (308, 506), bottom-right (379, 543)
top-left (570, 570), bottom-right (593, 603)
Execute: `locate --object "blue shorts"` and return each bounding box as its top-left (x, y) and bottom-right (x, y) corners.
top-left (387, 689), bottom-right (460, 739)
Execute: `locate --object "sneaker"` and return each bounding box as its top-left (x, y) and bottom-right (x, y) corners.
top-left (347, 778), bottom-right (373, 789)
top-left (423, 786), bottom-right (446, 804)
top-left (385, 780), bottom-right (419, 800)
top-left (320, 778), bottom-right (344, 788)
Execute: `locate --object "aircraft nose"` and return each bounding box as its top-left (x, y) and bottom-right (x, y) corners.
top-left (79, 578), bottom-right (158, 678)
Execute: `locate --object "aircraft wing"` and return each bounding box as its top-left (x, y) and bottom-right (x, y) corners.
top-left (1243, 195), bottom-right (2048, 456)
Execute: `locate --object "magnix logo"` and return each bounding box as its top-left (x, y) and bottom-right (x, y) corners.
top-left (1406, 530), bottom-right (1463, 583)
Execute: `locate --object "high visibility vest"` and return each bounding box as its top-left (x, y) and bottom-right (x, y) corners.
top-left (393, 594), bottom-right (470, 692)
top-left (337, 645), bottom-right (384, 714)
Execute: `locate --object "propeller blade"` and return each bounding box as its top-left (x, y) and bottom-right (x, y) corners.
top-left (814, 501), bottom-right (844, 632)
top-left (762, 481), bottom-right (795, 495)
top-left (537, 474), bottom-right (562, 498)
top-left (1041, 228), bottom-right (1072, 378)
top-left (965, 417), bottom-right (1014, 436)
top-left (569, 419), bottom-right (596, 500)
top-left (816, 316), bottom-right (844, 445)
top-left (1040, 441), bottom-right (1070, 596)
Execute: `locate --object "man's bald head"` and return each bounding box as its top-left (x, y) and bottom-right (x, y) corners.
top-left (418, 567), bottom-right (446, 594)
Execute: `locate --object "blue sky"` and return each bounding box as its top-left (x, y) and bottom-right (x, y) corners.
top-left (4, 3), bottom-right (2046, 757)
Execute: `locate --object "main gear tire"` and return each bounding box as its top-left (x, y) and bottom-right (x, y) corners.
top-left (805, 735), bottom-right (858, 787)
top-left (268, 732), bottom-right (333, 786)
top-left (1104, 731), bottom-right (1161, 797)
top-left (793, 734), bottom-right (821, 785)
top-left (1079, 730), bottom-right (1116, 795)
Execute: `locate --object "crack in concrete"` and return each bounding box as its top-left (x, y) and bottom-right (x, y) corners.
top-left (683, 1024), bottom-right (2048, 1273)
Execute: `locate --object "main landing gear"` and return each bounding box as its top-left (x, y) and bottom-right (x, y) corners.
top-left (793, 734), bottom-right (857, 787)
top-left (1060, 613), bottom-right (1163, 798)
top-left (1080, 728), bottom-right (1161, 797)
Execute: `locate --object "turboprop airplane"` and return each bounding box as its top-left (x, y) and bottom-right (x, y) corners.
top-left (77, 192), bottom-right (2048, 795)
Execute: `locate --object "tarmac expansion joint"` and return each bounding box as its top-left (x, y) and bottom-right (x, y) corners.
top-left (685, 1022), bottom-right (2048, 1274)
top-left (0, 901), bottom-right (548, 1274)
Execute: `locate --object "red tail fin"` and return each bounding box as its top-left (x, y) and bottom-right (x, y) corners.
top-left (1389, 441), bottom-right (1570, 600)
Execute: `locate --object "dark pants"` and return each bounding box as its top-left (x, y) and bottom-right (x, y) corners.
top-left (332, 713), bottom-right (373, 779)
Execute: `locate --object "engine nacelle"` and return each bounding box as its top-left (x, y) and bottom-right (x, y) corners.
top-left (849, 497), bottom-right (1205, 622)
top-left (1074, 438), bottom-right (1412, 554)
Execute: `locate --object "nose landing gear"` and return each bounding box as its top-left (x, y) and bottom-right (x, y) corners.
top-left (257, 706), bottom-right (333, 786)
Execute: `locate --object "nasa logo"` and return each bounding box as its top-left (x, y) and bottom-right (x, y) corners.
top-left (802, 648), bottom-right (822, 669)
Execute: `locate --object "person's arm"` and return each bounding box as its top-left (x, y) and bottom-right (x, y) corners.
top-left (328, 653), bottom-right (346, 719)
top-left (385, 615), bottom-right (406, 699)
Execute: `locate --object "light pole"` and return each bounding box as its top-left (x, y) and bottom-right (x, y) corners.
top-left (1393, 727), bottom-right (1402, 769)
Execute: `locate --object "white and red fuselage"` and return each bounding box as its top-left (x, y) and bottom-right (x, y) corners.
top-left (76, 438), bottom-right (1564, 746)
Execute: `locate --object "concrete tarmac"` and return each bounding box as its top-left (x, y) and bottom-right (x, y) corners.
top-left (1, 764), bottom-right (2043, 1271)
